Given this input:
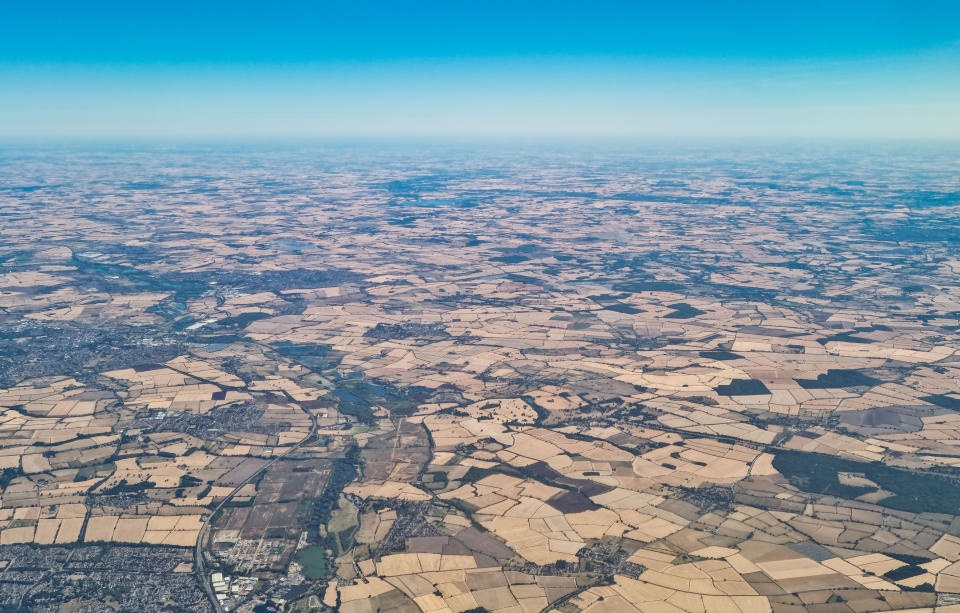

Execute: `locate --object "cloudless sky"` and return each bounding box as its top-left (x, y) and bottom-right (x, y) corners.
top-left (1, 0), bottom-right (958, 139)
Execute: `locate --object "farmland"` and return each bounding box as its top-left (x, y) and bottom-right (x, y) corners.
top-left (1, 143), bottom-right (960, 612)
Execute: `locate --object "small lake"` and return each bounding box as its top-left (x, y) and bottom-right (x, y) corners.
top-left (296, 546), bottom-right (327, 579)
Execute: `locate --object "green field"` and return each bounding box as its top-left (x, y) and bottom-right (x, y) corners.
top-left (328, 495), bottom-right (359, 554)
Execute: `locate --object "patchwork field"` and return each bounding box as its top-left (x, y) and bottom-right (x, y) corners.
top-left (2, 145), bottom-right (960, 612)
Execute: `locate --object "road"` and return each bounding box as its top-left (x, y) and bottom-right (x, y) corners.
top-left (195, 405), bottom-right (318, 613)
top-left (18, 549), bottom-right (78, 609)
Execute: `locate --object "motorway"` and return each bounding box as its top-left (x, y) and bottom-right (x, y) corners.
top-left (194, 406), bottom-right (318, 613)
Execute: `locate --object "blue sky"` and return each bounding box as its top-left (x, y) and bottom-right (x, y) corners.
top-left (1, 1), bottom-right (958, 139)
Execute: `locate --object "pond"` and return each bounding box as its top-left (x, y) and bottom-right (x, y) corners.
top-left (295, 546), bottom-right (327, 580)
